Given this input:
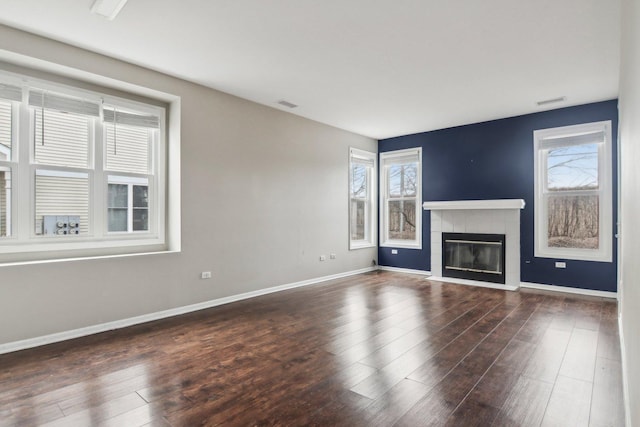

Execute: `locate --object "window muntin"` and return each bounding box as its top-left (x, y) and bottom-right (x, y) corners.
top-left (0, 71), bottom-right (166, 259)
top-left (349, 148), bottom-right (376, 249)
top-left (380, 148), bottom-right (422, 249)
top-left (534, 121), bottom-right (612, 262)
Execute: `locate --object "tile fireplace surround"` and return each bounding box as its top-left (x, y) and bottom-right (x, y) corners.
top-left (423, 199), bottom-right (525, 291)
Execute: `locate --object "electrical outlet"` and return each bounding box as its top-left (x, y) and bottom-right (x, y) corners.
top-left (555, 262), bottom-right (566, 269)
top-left (319, 255), bottom-right (326, 261)
top-left (201, 271), bottom-right (212, 279)
top-left (391, 249), bottom-right (398, 255)
top-left (330, 253), bottom-right (336, 259)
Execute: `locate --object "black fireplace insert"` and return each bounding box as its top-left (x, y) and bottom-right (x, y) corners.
top-left (442, 232), bottom-right (506, 284)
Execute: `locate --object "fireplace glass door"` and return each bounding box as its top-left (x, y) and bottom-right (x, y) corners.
top-left (442, 233), bottom-right (506, 284)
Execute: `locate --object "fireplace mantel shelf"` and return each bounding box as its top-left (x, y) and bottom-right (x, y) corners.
top-left (423, 199), bottom-right (525, 211)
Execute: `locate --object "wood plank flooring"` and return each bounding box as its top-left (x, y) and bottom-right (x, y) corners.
top-left (0, 271), bottom-right (625, 426)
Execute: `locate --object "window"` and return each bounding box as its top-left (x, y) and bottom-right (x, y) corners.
top-left (0, 84), bottom-right (20, 239)
top-left (103, 105), bottom-right (157, 235)
top-left (349, 148), bottom-right (376, 249)
top-left (380, 148), bottom-right (422, 248)
top-left (534, 121), bottom-right (612, 262)
top-left (0, 72), bottom-right (166, 261)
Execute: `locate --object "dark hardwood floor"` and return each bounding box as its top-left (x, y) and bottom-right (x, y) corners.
top-left (0, 271), bottom-right (625, 426)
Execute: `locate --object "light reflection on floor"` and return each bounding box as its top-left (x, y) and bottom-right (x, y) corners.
top-left (331, 279), bottom-right (443, 402)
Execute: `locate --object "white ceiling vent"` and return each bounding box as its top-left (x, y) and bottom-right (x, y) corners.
top-left (536, 96), bottom-right (567, 107)
top-left (277, 100), bottom-right (298, 109)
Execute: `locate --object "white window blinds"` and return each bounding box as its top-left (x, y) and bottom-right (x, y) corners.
top-left (0, 100), bottom-right (11, 155)
top-left (350, 150), bottom-right (375, 167)
top-left (29, 90), bottom-right (100, 117)
top-left (381, 149), bottom-right (420, 166)
top-left (0, 85), bottom-right (18, 159)
top-left (0, 84), bottom-right (21, 102)
top-left (103, 108), bottom-right (159, 128)
top-left (103, 106), bottom-right (156, 175)
top-left (539, 131), bottom-right (606, 149)
top-left (34, 109), bottom-right (90, 168)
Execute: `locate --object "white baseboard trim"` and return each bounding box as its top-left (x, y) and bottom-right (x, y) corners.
top-left (377, 266), bottom-right (431, 276)
top-left (618, 314), bottom-right (632, 427)
top-left (0, 266), bottom-right (377, 355)
top-left (519, 282), bottom-right (617, 299)
top-left (427, 276), bottom-right (519, 292)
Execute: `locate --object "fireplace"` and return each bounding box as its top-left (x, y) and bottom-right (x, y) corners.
top-left (423, 199), bottom-right (524, 290)
top-left (442, 232), bottom-right (506, 284)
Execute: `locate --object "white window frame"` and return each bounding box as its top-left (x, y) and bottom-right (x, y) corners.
top-left (0, 70), bottom-right (168, 261)
top-left (380, 147), bottom-right (422, 249)
top-left (0, 99), bottom-right (16, 238)
top-left (533, 121), bottom-right (613, 262)
top-left (349, 148), bottom-right (377, 250)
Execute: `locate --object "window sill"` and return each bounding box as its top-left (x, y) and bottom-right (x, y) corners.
top-left (534, 248), bottom-right (612, 263)
top-left (0, 247), bottom-right (179, 267)
top-left (381, 241), bottom-right (422, 250)
top-left (0, 235), bottom-right (172, 265)
top-left (349, 242), bottom-right (377, 250)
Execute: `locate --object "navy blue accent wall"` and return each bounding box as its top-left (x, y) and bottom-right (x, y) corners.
top-left (379, 100), bottom-right (618, 292)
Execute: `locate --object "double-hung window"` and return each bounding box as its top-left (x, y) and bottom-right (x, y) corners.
top-left (0, 84), bottom-right (19, 239)
top-left (103, 106), bottom-right (159, 234)
top-left (349, 148), bottom-right (376, 249)
top-left (533, 121), bottom-right (612, 262)
top-left (31, 90), bottom-right (96, 236)
top-left (0, 71), bottom-right (166, 262)
top-left (380, 148), bottom-right (422, 249)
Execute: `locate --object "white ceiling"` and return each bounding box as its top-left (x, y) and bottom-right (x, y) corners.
top-left (0, 0), bottom-right (621, 140)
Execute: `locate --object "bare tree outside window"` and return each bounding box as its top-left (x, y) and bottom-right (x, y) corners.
top-left (350, 163), bottom-right (366, 241)
top-left (546, 143), bottom-right (599, 249)
top-left (349, 149), bottom-right (376, 248)
top-left (381, 148), bottom-right (421, 248)
top-left (534, 122), bottom-right (611, 262)
top-left (387, 163), bottom-right (417, 240)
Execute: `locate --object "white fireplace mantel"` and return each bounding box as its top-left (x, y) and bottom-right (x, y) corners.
top-left (423, 199), bottom-right (525, 211)
top-left (426, 199), bottom-right (524, 291)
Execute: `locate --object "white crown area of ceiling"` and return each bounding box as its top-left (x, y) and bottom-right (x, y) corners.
top-left (0, 0), bottom-right (621, 140)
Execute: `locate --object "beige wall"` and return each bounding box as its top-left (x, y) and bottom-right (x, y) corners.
top-left (619, 0), bottom-right (639, 424)
top-left (0, 25), bottom-right (377, 346)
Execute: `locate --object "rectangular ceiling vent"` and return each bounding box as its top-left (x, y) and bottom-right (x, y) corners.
top-left (536, 96), bottom-right (566, 106)
top-left (277, 100), bottom-right (298, 109)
